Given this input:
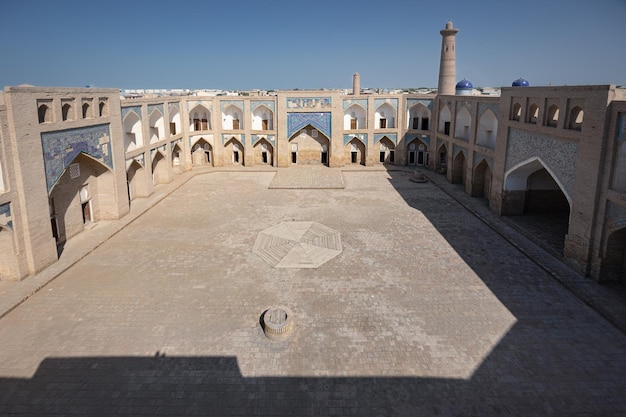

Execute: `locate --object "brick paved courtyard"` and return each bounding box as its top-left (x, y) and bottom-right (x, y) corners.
top-left (0, 170), bottom-right (625, 416)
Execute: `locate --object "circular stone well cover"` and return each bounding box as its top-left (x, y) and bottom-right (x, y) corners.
top-left (253, 221), bottom-right (342, 268)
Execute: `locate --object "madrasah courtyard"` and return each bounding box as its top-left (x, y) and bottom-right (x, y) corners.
top-left (0, 166), bottom-right (625, 416)
top-left (0, 19), bottom-right (626, 415)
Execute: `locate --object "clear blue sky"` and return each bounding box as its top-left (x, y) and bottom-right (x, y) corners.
top-left (1, 0), bottom-right (625, 90)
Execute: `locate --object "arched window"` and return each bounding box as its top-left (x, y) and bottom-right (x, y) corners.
top-left (546, 105), bottom-right (559, 127)
top-left (568, 106), bottom-right (583, 130)
top-left (99, 101), bottom-right (107, 117)
top-left (62, 103), bottom-right (72, 121)
top-left (527, 103), bottom-right (539, 124)
top-left (82, 102), bottom-right (91, 119)
top-left (511, 103), bottom-right (522, 121)
top-left (38, 104), bottom-right (50, 123)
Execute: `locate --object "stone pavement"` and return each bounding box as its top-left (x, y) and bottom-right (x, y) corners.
top-left (269, 166), bottom-right (345, 189)
top-left (0, 166), bottom-right (625, 416)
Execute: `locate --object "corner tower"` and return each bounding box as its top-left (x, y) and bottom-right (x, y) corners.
top-left (438, 20), bottom-right (459, 96)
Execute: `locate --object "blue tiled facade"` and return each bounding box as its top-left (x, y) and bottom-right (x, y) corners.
top-left (405, 134), bottom-right (430, 147)
top-left (374, 98), bottom-right (398, 110)
top-left (343, 99), bottom-right (368, 110)
top-left (374, 133), bottom-right (397, 145)
top-left (406, 98), bottom-right (433, 110)
top-left (41, 124), bottom-right (113, 191)
top-left (121, 106), bottom-right (141, 120)
top-left (287, 97), bottom-right (331, 109)
top-left (251, 101), bottom-right (275, 113)
top-left (252, 135), bottom-right (275, 146)
top-left (287, 113), bottom-right (332, 139)
top-left (343, 134), bottom-right (367, 146)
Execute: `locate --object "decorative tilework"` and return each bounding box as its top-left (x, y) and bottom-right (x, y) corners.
top-left (251, 101), bottom-right (275, 113)
top-left (473, 152), bottom-right (493, 169)
top-left (406, 99), bottom-right (433, 110)
top-left (456, 101), bottom-right (472, 113)
top-left (478, 102), bottom-right (499, 118)
top-left (189, 134), bottom-right (214, 148)
top-left (287, 97), bottom-right (331, 109)
top-left (453, 144), bottom-right (467, 159)
top-left (222, 134), bottom-right (244, 146)
top-left (187, 101), bottom-right (212, 113)
top-left (121, 106), bottom-right (141, 120)
top-left (252, 135), bottom-right (275, 146)
top-left (287, 112), bottom-right (331, 139)
top-left (374, 133), bottom-right (397, 145)
top-left (374, 98), bottom-right (398, 110)
top-left (168, 102), bottom-right (179, 114)
top-left (41, 124), bottom-right (113, 192)
top-left (343, 99), bottom-right (368, 110)
top-left (148, 104), bottom-right (164, 115)
top-left (0, 203), bottom-right (11, 229)
top-left (220, 100), bottom-right (244, 113)
top-left (505, 128), bottom-right (578, 197)
top-left (343, 134), bottom-right (367, 146)
top-left (405, 134), bottom-right (430, 147)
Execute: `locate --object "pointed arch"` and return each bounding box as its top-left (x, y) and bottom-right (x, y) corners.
top-left (476, 108), bottom-right (498, 149)
top-left (527, 103), bottom-right (539, 124)
top-left (408, 103), bottom-right (431, 130)
top-left (224, 137), bottom-right (244, 166)
top-left (191, 138), bottom-right (213, 166)
top-left (189, 104), bottom-right (211, 132)
top-left (454, 106), bottom-right (472, 141)
top-left (511, 102), bottom-right (522, 121)
top-left (288, 124), bottom-right (330, 166)
top-left (344, 103), bottom-right (367, 130)
top-left (151, 150), bottom-right (170, 184)
top-left (406, 138), bottom-right (428, 166)
top-left (472, 159), bottom-right (492, 198)
top-left (451, 150), bottom-right (466, 184)
top-left (253, 138), bottom-right (273, 165)
top-left (568, 106), bottom-right (584, 130)
top-left (546, 104), bottom-right (559, 127)
top-left (375, 103), bottom-right (395, 129)
top-left (345, 137), bottom-right (366, 165)
top-left (49, 153), bottom-right (115, 244)
top-left (127, 159), bottom-right (148, 200)
top-left (123, 111), bottom-right (143, 152)
top-left (222, 104), bottom-right (242, 130)
top-left (600, 227), bottom-right (626, 283)
top-left (378, 136), bottom-right (395, 164)
top-left (149, 109), bottom-right (164, 144)
top-left (251, 105), bottom-right (274, 130)
top-left (439, 105), bottom-right (452, 135)
top-left (169, 107), bottom-right (181, 135)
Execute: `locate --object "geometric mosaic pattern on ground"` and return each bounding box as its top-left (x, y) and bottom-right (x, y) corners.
top-left (253, 221), bottom-right (342, 268)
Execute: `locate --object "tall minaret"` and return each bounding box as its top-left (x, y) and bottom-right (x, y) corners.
top-left (437, 20), bottom-right (459, 95)
top-left (352, 72), bottom-right (360, 95)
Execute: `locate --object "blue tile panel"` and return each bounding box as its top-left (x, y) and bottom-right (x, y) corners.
top-left (251, 101), bottom-right (275, 113)
top-left (168, 102), bottom-right (179, 114)
top-left (187, 101), bottom-right (212, 113)
top-left (374, 98), bottom-right (398, 110)
top-left (252, 135), bottom-right (275, 146)
top-left (342, 99), bottom-right (368, 110)
top-left (453, 144), bottom-right (467, 159)
top-left (287, 97), bottom-right (331, 109)
top-left (473, 153), bottom-right (493, 169)
top-left (374, 133), bottom-right (397, 145)
top-left (121, 106), bottom-right (142, 120)
top-left (343, 134), bottom-right (367, 146)
top-left (287, 113), bottom-right (332, 139)
top-left (406, 99), bottom-right (433, 110)
top-left (455, 101), bottom-right (472, 113)
top-left (222, 134), bottom-right (245, 146)
top-left (41, 124), bottom-right (113, 192)
top-left (478, 102), bottom-right (499, 119)
top-left (220, 100), bottom-right (244, 113)
top-left (405, 134), bottom-right (430, 147)
top-left (148, 104), bottom-right (164, 116)
top-left (189, 134), bottom-right (214, 149)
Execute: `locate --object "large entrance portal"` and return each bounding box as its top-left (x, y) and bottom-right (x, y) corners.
top-left (503, 159), bottom-right (570, 255)
top-left (288, 125), bottom-right (330, 166)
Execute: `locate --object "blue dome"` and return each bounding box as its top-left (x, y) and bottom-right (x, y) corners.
top-left (512, 78), bottom-right (530, 87)
top-left (456, 79), bottom-right (473, 89)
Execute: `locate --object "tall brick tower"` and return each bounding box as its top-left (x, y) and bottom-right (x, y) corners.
top-left (438, 20), bottom-right (459, 95)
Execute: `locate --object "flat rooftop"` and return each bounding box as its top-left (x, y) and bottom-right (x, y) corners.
top-left (0, 169), bottom-right (624, 416)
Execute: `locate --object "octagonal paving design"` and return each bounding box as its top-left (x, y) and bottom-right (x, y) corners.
top-left (253, 221), bottom-right (342, 268)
